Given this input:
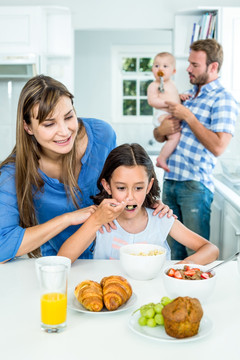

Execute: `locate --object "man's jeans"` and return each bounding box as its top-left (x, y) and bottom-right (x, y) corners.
top-left (162, 180), bottom-right (214, 260)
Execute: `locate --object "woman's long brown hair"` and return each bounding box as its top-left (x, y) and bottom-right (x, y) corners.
top-left (0, 75), bottom-right (85, 257)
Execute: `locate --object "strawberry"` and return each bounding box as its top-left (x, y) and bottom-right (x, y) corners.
top-left (174, 270), bottom-right (183, 279)
top-left (201, 272), bottom-right (209, 279)
top-left (167, 268), bottom-right (175, 277)
top-left (184, 269), bottom-right (196, 276)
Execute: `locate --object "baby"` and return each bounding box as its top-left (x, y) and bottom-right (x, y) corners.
top-left (147, 52), bottom-right (189, 172)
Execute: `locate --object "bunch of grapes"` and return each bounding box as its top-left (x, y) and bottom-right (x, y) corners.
top-left (137, 296), bottom-right (173, 328)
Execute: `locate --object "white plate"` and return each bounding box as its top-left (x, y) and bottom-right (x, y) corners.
top-left (68, 292), bottom-right (137, 314)
top-left (128, 311), bottom-right (213, 343)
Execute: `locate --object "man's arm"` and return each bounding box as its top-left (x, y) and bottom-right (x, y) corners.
top-left (165, 101), bottom-right (233, 156)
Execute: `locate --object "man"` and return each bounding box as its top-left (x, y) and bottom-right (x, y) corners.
top-left (153, 39), bottom-right (239, 260)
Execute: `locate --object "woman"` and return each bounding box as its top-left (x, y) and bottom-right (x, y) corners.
top-left (0, 75), bottom-right (171, 263)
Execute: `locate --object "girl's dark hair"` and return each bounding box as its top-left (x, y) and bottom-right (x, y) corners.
top-left (92, 143), bottom-right (160, 208)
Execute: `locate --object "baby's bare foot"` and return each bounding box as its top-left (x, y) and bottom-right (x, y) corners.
top-left (156, 156), bottom-right (170, 172)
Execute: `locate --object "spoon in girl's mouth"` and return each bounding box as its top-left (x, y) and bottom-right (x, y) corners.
top-left (110, 201), bottom-right (126, 207)
top-left (125, 205), bottom-right (137, 210)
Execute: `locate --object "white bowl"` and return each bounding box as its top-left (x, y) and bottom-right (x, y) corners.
top-left (162, 264), bottom-right (217, 304)
top-left (120, 243), bottom-right (166, 281)
top-left (35, 256), bottom-right (71, 281)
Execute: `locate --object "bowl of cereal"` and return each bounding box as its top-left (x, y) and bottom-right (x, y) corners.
top-left (162, 264), bottom-right (217, 303)
top-left (120, 244), bottom-right (166, 280)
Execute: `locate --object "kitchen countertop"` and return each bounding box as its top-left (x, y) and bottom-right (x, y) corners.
top-left (1, 258), bottom-right (240, 360)
top-left (214, 174), bottom-right (240, 211)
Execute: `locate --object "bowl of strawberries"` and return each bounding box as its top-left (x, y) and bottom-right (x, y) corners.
top-left (162, 264), bottom-right (217, 303)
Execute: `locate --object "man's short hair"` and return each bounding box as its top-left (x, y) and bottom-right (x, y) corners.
top-left (190, 39), bottom-right (223, 72)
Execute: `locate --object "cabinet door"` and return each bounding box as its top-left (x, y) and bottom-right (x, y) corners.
top-left (0, 6), bottom-right (41, 54)
top-left (222, 201), bottom-right (240, 259)
top-left (210, 190), bottom-right (224, 258)
top-left (41, 7), bottom-right (74, 92)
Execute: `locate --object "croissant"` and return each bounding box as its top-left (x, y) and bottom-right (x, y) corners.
top-left (74, 280), bottom-right (103, 312)
top-left (100, 275), bottom-right (132, 311)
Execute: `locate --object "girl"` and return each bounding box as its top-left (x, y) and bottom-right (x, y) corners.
top-left (59, 143), bottom-right (219, 264)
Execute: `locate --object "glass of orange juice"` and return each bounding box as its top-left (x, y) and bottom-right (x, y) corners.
top-left (39, 264), bottom-right (68, 333)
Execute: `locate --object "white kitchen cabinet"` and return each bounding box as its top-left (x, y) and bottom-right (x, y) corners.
top-left (221, 201), bottom-right (240, 259)
top-left (0, 6), bottom-right (74, 92)
top-left (210, 178), bottom-right (240, 260)
top-left (149, 155), bottom-right (164, 196)
top-left (40, 7), bottom-right (74, 92)
top-left (173, 6), bottom-right (240, 102)
top-left (0, 7), bottom-right (42, 54)
top-left (210, 189), bottom-right (224, 257)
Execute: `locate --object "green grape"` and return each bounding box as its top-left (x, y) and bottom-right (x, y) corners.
top-left (145, 307), bottom-right (155, 319)
top-left (154, 303), bottom-right (164, 314)
top-left (140, 303), bottom-right (155, 316)
top-left (161, 296), bottom-right (172, 306)
top-left (155, 313), bottom-right (164, 325)
top-left (140, 308), bottom-right (148, 317)
top-left (147, 318), bottom-right (157, 327)
top-left (138, 316), bottom-right (147, 326)
top-left (140, 306), bottom-right (150, 317)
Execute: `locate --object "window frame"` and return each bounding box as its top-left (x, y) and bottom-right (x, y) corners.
top-left (111, 45), bottom-right (162, 124)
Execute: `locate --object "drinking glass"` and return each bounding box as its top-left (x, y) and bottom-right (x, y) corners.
top-left (39, 264), bottom-right (68, 333)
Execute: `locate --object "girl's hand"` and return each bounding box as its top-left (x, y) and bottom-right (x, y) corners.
top-left (92, 199), bottom-right (126, 228)
top-left (152, 200), bottom-right (177, 218)
top-left (175, 259), bottom-right (195, 264)
top-left (68, 205), bottom-right (98, 226)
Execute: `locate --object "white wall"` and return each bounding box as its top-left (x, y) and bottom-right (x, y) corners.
top-left (74, 29), bottom-right (172, 151)
top-left (0, 0), bottom-right (240, 161)
top-left (0, 0), bottom-right (240, 29)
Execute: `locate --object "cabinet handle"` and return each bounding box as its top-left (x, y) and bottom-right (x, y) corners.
top-left (236, 231), bottom-right (240, 236)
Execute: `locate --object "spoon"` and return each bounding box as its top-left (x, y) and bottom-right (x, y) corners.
top-left (206, 251), bottom-right (240, 273)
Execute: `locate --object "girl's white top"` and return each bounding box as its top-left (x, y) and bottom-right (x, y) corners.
top-left (93, 208), bottom-right (174, 260)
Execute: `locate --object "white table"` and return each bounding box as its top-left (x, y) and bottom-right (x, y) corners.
top-left (1, 259), bottom-right (240, 360)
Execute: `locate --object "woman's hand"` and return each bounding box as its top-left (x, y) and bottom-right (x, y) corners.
top-left (68, 205), bottom-right (98, 226)
top-left (67, 200), bottom-right (125, 231)
top-left (152, 200), bottom-right (177, 218)
top-left (99, 220), bottom-right (117, 234)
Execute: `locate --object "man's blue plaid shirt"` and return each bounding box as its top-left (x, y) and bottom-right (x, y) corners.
top-left (164, 78), bottom-right (239, 192)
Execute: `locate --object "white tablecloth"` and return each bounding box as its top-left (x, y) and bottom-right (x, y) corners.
top-left (1, 258), bottom-right (240, 360)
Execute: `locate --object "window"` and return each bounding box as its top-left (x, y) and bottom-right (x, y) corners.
top-left (112, 46), bottom-right (163, 123)
top-left (122, 56), bottom-right (153, 117)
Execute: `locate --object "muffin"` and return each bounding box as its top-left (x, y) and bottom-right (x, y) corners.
top-left (162, 296), bottom-right (203, 338)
